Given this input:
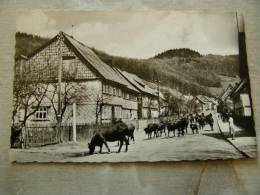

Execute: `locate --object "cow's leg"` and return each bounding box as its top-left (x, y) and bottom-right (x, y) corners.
top-left (132, 135), bottom-right (135, 143)
top-left (103, 141), bottom-right (110, 153)
top-left (118, 140), bottom-right (123, 153)
top-left (124, 137), bottom-right (128, 152)
top-left (99, 144), bottom-right (103, 153)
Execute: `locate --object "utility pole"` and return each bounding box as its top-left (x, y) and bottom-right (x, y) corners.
top-left (57, 32), bottom-right (63, 142)
top-left (71, 24), bottom-right (74, 37)
top-left (72, 102), bottom-right (77, 142)
top-left (156, 79), bottom-right (160, 118)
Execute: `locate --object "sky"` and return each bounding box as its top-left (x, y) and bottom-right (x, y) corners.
top-left (16, 10), bottom-right (239, 59)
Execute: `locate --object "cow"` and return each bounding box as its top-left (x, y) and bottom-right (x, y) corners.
top-left (197, 116), bottom-right (205, 130)
top-left (166, 122), bottom-right (178, 137)
top-left (183, 117), bottom-right (189, 134)
top-left (190, 123), bottom-right (199, 134)
top-left (88, 120), bottom-right (129, 155)
top-left (144, 123), bottom-right (159, 139)
top-left (157, 121), bottom-right (167, 137)
top-left (176, 118), bottom-right (188, 136)
top-left (205, 113), bottom-right (214, 131)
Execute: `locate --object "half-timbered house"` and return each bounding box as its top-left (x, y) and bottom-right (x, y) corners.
top-left (117, 70), bottom-right (160, 119)
top-left (14, 32), bottom-right (140, 125)
top-left (229, 79), bottom-right (252, 117)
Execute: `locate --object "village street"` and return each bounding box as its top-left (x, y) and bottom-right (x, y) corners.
top-left (11, 113), bottom-right (250, 163)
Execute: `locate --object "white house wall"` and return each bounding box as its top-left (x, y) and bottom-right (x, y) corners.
top-left (22, 80), bottom-right (103, 125)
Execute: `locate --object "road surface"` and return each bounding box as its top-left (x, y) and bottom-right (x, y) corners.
top-left (11, 114), bottom-right (245, 163)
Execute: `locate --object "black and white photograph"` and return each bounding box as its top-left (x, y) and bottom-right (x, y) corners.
top-left (10, 10), bottom-right (257, 163)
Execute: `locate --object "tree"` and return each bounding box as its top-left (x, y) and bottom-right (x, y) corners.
top-left (163, 91), bottom-right (184, 117)
top-left (46, 80), bottom-right (86, 142)
top-left (12, 64), bottom-right (50, 127)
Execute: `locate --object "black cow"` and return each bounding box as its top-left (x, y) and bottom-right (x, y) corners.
top-left (176, 118), bottom-right (188, 136)
top-left (205, 113), bottom-right (214, 131)
top-left (190, 123), bottom-right (199, 134)
top-left (197, 116), bottom-right (205, 130)
top-left (166, 122), bottom-right (177, 137)
top-left (144, 123), bottom-right (158, 139)
top-left (157, 122), bottom-right (166, 137)
top-left (183, 117), bottom-right (189, 134)
top-left (88, 121), bottom-right (129, 155)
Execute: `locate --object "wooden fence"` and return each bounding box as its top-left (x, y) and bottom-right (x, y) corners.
top-left (25, 124), bottom-right (58, 147)
top-left (22, 115), bottom-right (179, 148)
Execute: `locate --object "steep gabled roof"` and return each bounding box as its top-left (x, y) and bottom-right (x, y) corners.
top-left (118, 70), bottom-right (158, 97)
top-left (196, 95), bottom-right (209, 104)
top-left (25, 32), bottom-right (136, 88)
top-left (196, 96), bottom-right (206, 104)
top-left (229, 79), bottom-right (247, 98)
top-left (62, 33), bottom-right (131, 87)
top-left (204, 96), bottom-right (217, 104)
top-left (112, 68), bottom-right (140, 93)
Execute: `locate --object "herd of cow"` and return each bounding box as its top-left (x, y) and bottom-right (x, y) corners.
top-left (144, 113), bottom-right (214, 139)
top-left (88, 113), bottom-right (214, 155)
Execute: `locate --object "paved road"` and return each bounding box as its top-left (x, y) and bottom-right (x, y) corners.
top-left (11, 114), bottom-right (245, 163)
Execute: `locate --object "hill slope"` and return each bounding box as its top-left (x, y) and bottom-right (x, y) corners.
top-left (15, 32), bottom-right (240, 97)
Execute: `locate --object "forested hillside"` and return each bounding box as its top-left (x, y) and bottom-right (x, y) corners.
top-left (15, 32), bottom-right (49, 59)
top-left (15, 32), bottom-right (240, 97)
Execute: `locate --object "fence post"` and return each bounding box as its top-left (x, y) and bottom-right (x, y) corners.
top-left (73, 102), bottom-right (77, 142)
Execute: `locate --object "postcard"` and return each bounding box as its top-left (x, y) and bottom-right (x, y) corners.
top-left (10, 10), bottom-right (257, 162)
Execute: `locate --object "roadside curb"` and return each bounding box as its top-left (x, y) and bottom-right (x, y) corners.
top-left (215, 115), bottom-right (250, 158)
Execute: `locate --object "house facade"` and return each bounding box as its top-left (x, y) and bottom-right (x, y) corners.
top-left (192, 95), bottom-right (217, 113)
top-left (118, 70), bottom-right (160, 119)
top-left (229, 79), bottom-right (252, 117)
top-left (14, 32), bottom-right (140, 125)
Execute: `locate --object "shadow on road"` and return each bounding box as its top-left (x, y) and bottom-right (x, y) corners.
top-left (66, 150), bottom-right (123, 158)
top-left (202, 133), bottom-right (224, 140)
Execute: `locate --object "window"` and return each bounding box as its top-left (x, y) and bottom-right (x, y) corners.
top-left (118, 89), bottom-right (122, 97)
top-left (109, 86), bottom-right (113, 95)
top-left (116, 88), bottom-right (120, 97)
top-left (103, 84), bottom-right (110, 94)
top-left (129, 94), bottom-right (137, 101)
top-left (102, 105), bottom-right (112, 119)
top-left (34, 107), bottom-right (48, 121)
top-left (113, 87), bottom-right (116, 96)
top-left (62, 56), bottom-right (76, 79)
